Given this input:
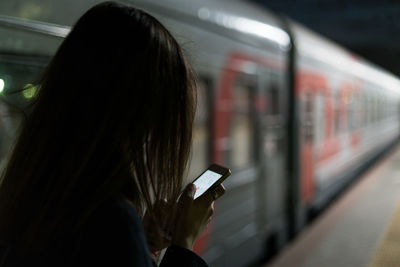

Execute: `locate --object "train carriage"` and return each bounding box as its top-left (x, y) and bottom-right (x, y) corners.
top-left (293, 22), bottom-right (400, 221)
top-left (0, 0), bottom-right (399, 266)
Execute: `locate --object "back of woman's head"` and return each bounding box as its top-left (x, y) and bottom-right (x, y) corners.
top-left (0, 1), bottom-right (196, 254)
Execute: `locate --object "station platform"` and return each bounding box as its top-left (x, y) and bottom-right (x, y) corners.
top-left (265, 142), bottom-right (400, 267)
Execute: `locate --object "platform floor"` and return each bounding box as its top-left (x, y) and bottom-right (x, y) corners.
top-left (266, 143), bottom-right (400, 267)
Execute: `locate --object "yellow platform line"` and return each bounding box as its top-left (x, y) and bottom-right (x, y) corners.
top-left (370, 196), bottom-right (400, 267)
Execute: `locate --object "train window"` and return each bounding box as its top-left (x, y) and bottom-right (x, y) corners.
top-left (368, 92), bottom-right (373, 125)
top-left (348, 91), bottom-right (361, 130)
top-left (268, 73), bottom-right (279, 115)
top-left (187, 76), bottom-right (211, 181)
top-left (373, 93), bottom-right (378, 123)
top-left (383, 95), bottom-right (390, 119)
top-left (347, 97), bottom-right (352, 131)
top-left (228, 74), bottom-right (254, 170)
top-left (376, 95), bottom-right (380, 122)
top-left (378, 96), bottom-right (382, 121)
top-left (383, 96), bottom-right (388, 118)
top-left (302, 92), bottom-right (313, 143)
top-left (313, 92), bottom-right (325, 145)
top-left (347, 91), bottom-right (354, 131)
top-left (377, 95), bottom-right (381, 121)
top-left (362, 92), bottom-right (368, 127)
top-left (378, 96), bottom-right (383, 121)
top-left (355, 92), bottom-right (362, 129)
top-left (334, 91), bottom-right (341, 135)
top-left (384, 97), bottom-right (388, 118)
top-left (386, 96), bottom-right (391, 118)
top-left (0, 54), bottom-right (47, 174)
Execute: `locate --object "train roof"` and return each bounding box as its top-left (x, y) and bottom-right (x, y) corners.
top-left (0, 0), bottom-right (291, 51)
top-left (129, 0), bottom-right (290, 49)
top-left (290, 21), bottom-right (400, 95)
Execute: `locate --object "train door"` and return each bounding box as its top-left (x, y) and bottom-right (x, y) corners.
top-left (208, 63), bottom-right (262, 266)
top-left (189, 74), bottom-right (215, 255)
top-left (187, 75), bottom-right (213, 183)
top-left (255, 67), bottom-right (288, 255)
top-left (206, 51), bottom-right (288, 265)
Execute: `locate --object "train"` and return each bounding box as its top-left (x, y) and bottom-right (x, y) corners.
top-left (1, 0), bottom-right (400, 266)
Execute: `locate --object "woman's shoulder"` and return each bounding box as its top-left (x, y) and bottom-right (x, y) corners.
top-left (73, 197), bottom-right (152, 266)
top-left (81, 196), bottom-right (147, 245)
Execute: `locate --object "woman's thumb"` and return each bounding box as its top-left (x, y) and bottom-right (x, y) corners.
top-left (184, 183), bottom-right (196, 199)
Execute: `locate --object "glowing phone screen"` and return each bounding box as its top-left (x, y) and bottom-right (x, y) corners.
top-left (193, 170), bottom-right (222, 199)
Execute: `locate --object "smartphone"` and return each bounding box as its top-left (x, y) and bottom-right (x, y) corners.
top-left (192, 164), bottom-right (231, 199)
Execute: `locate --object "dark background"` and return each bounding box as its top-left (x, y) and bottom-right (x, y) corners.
top-left (253, 0), bottom-right (400, 76)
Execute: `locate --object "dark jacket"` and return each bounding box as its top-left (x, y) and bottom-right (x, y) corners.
top-left (0, 198), bottom-right (208, 267)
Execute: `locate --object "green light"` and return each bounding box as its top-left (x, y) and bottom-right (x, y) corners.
top-left (22, 83), bottom-right (38, 99)
top-left (0, 79), bottom-right (4, 93)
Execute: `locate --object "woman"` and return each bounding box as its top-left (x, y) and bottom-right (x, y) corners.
top-left (0, 2), bottom-right (225, 266)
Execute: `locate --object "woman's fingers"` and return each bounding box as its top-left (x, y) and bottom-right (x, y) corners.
top-left (213, 183), bottom-right (226, 200)
top-left (198, 183), bottom-right (226, 204)
top-left (196, 183), bottom-right (225, 224)
top-left (180, 183), bottom-right (196, 202)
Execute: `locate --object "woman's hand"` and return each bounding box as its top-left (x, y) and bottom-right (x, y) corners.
top-left (171, 183), bottom-right (226, 250)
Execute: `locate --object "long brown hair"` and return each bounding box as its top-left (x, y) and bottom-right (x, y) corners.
top-left (0, 1), bottom-right (196, 256)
